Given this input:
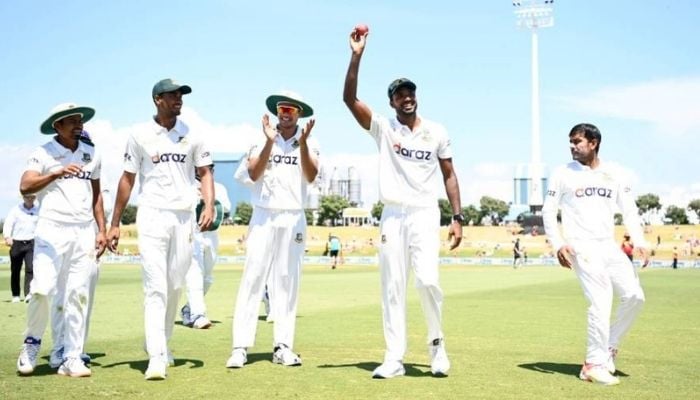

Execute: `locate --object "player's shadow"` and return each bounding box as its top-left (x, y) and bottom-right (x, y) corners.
top-left (518, 362), bottom-right (629, 378)
top-left (245, 352), bottom-right (274, 365)
top-left (174, 320), bottom-right (223, 327)
top-left (318, 362), bottom-right (434, 377)
top-left (41, 352), bottom-right (107, 367)
top-left (101, 357), bottom-right (204, 373)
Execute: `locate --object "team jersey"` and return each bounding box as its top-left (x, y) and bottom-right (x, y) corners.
top-left (368, 114), bottom-right (452, 207)
top-left (123, 118), bottom-right (212, 211)
top-left (24, 138), bottom-right (101, 224)
top-left (246, 127), bottom-right (320, 210)
top-left (542, 160), bottom-right (648, 251)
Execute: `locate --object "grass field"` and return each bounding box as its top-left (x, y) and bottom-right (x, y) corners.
top-left (0, 263), bottom-right (698, 399)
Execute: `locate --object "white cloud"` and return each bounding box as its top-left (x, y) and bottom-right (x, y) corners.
top-left (557, 76), bottom-right (700, 136)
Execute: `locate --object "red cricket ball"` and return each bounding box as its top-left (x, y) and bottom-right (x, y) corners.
top-left (354, 24), bottom-right (369, 40)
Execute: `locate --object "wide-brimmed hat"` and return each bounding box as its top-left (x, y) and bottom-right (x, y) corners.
top-left (152, 78), bottom-right (192, 98)
top-left (40, 103), bottom-right (95, 135)
top-left (265, 91), bottom-right (313, 118)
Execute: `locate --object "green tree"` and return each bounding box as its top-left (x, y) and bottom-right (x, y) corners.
top-left (479, 196), bottom-right (510, 225)
top-left (462, 205), bottom-right (480, 226)
top-left (437, 199), bottom-right (453, 226)
top-left (635, 193), bottom-right (661, 224)
top-left (665, 205), bottom-right (689, 225)
top-left (304, 209), bottom-right (314, 226)
top-left (121, 204), bottom-right (138, 225)
top-left (234, 202), bottom-right (253, 225)
top-left (614, 213), bottom-right (623, 226)
top-left (371, 201), bottom-right (384, 221)
top-left (687, 199), bottom-right (700, 220)
top-left (317, 195), bottom-right (350, 226)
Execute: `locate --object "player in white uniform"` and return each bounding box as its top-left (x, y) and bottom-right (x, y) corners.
top-left (542, 123), bottom-right (649, 386)
top-left (226, 91), bottom-right (319, 369)
top-left (49, 134), bottom-right (105, 369)
top-left (344, 29), bottom-right (463, 379)
top-left (16, 103), bottom-right (107, 378)
top-left (181, 173), bottom-right (232, 329)
top-left (107, 79), bottom-right (215, 380)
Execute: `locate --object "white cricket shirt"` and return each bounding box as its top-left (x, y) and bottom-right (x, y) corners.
top-left (542, 160), bottom-right (648, 251)
top-left (368, 114), bottom-right (452, 207)
top-left (3, 203), bottom-right (39, 240)
top-left (247, 127), bottom-right (320, 210)
top-left (24, 138), bottom-right (101, 224)
top-left (123, 118), bottom-right (212, 211)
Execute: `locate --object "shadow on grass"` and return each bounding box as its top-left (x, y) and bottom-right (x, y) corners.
top-left (247, 352), bottom-right (274, 365)
top-left (318, 361), bottom-right (433, 377)
top-left (174, 320), bottom-right (223, 327)
top-left (101, 357), bottom-right (204, 373)
top-left (41, 352), bottom-right (107, 367)
top-left (518, 361), bottom-right (629, 378)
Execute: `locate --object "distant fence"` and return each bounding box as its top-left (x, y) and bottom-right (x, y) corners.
top-left (1, 256), bottom-right (697, 268)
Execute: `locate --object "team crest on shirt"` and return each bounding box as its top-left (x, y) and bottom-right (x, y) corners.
top-left (292, 139), bottom-right (300, 149)
top-left (82, 153), bottom-right (91, 162)
top-left (294, 233), bottom-right (303, 243)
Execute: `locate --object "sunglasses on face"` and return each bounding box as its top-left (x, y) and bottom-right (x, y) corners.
top-left (276, 105), bottom-right (301, 116)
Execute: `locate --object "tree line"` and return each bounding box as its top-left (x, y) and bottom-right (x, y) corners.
top-left (107, 193), bottom-right (700, 227)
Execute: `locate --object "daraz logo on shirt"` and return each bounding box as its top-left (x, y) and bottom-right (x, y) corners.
top-left (151, 153), bottom-right (187, 164)
top-left (574, 186), bottom-right (613, 198)
top-left (392, 143), bottom-right (432, 160)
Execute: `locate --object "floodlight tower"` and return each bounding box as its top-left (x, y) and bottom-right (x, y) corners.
top-left (513, 0), bottom-right (554, 212)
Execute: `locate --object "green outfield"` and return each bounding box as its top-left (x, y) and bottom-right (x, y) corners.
top-left (0, 264), bottom-right (698, 399)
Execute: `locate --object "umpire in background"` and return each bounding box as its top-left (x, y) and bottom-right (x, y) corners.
top-left (3, 194), bottom-right (39, 303)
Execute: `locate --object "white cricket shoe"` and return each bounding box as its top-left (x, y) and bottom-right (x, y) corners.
top-left (579, 363), bottom-right (620, 385)
top-left (272, 344), bottom-right (302, 366)
top-left (12, 296), bottom-right (21, 303)
top-left (58, 357), bottom-right (91, 377)
top-left (24, 294), bottom-right (32, 303)
top-left (372, 360), bottom-right (405, 379)
top-left (167, 350), bottom-right (175, 367)
top-left (17, 337), bottom-right (41, 375)
top-left (145, 358), bottom-right (167, 380)
top-left (429, 338), bottom-right (450, 377)
top-left (192, 316), bottom-right (212, 329)
top-left (606, 348), bottom-right (618, 374)
top-left (49, 347), bottom-right (64, 368)
top-left (225, 348), bottom-right (247, 368)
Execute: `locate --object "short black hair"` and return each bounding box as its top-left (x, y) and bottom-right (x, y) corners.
top-left (569, 123), bottom-right (602, 153)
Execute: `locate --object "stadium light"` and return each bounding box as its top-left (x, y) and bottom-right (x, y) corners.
top-left (513, 0), bottom-right (554, 212)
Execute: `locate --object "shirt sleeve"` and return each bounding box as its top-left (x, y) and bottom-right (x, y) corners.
top-left (25, 148), bottom-right (45, 174)
top-left (193, 136), bottom-right (213, 168)
top-left (3, 207), bottom-right (16, 239)
top-left (123, 134), bottom-right (140, 174)
top-left (436, 124), bottom-right (453, 160)
top-left (542, 167), bottom-right (566, 251)
top-left (368, 114), bottom-right (388, 146)
top-left (617, 178), bottom-right (649, 248)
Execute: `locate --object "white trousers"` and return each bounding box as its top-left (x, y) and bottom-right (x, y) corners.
top-left (379, 205), bottom-right (443, 362)
top-left (137, 206), bottom-right (194, 362)
top-left (51, 260), bottom-right (99, 357)
top-left (232, 207), bottom-right (305, 349)
top-left (571, 239), bottom-right (645, 364)
top-left (185, 230), bottom-right (218, 319)
top-left (26, 218), bottom-right (96, 360)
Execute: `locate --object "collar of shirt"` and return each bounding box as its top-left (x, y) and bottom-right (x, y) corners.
top-left (150, 117), bottom-right (187, 136)
top-left (390, 114), bottom-right (425, 136)
top-left (49, 137), bottom-right (85, 157)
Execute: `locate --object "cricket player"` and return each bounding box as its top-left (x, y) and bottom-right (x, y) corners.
top-left (181, 171), bottom-right (231, 329)
top-left (107, 79), bottom-right (214, 380)
top-left (343, 28), bottom-right (463, 379)
top-left (226, 91), bottom-right (319, 369)
top-left (16, 103), bottom-right (107, 377)
top-left (542, 123), bottom-right (648, 386)
top-left (3, 193), bottom-right (39, 303)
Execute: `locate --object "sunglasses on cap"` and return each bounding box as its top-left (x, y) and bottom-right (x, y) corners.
top-left (276, 104), bottom-right (301, 116)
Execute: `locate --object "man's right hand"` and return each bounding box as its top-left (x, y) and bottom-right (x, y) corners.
top-left (349, 28), bottom-right (367, 55)
top-left (4, 237), bottom-right (12, 246)
top-left (556, 245), bottom-right (575, 269)
top-left (106, 226), bottom-right (121, 253)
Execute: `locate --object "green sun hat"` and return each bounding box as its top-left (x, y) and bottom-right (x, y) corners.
top-left (40, 103), bottom-right (95, 135)
top-left (265, 91), bottom-right (313, 118)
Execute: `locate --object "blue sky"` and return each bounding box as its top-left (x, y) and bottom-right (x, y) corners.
top-left (1, 0), bottom-right (698, 219)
